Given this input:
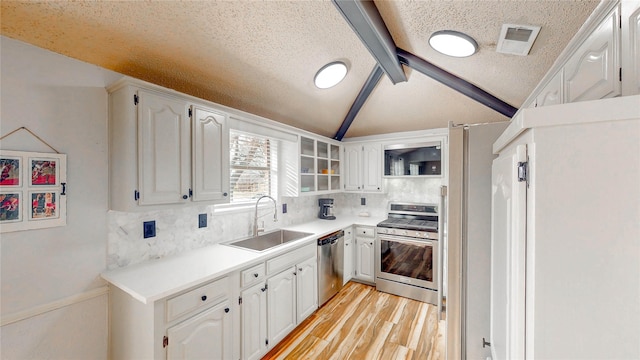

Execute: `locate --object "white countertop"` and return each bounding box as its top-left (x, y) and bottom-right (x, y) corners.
top-left (101, 215), bottom-right (384, 304)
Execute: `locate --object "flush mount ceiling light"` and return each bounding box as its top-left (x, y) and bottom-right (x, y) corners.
top-left (314, 61), bottom-right (348, 89)
top-left (429, 30), bottom-right (478, 57)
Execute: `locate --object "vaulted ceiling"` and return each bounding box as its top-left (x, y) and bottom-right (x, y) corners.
top-left (0, 0), bottom-right (599, 138)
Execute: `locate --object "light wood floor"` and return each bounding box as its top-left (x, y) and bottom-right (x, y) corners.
top-left (262, 281), bottom-right (445, 360)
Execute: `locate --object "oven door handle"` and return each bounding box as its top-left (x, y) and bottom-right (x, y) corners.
top-left (378, 234), bottom-right (435, 247)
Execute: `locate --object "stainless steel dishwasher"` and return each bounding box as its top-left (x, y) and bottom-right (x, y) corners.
top-left (317, 230), bottom-right (344, 306)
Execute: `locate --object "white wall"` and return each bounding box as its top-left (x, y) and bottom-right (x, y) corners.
top-left (0, 36), bottom-right (120, 359)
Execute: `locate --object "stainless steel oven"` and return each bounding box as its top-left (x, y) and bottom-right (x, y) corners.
top-left (376, 202), bottom-right (439, 304)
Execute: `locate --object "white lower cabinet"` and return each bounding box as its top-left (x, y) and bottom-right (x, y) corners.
top-left (266, 256), bottom-right (318, 347)
top-left (240, 282), bottom-right (268, 360)
top-left (296, 256), bottom-right (318, 322)
top-left (167, 300), bottom-right (233, 360)
top-left (239, 243), bottom-right (318, 360)
top-left (343, 226), bottom-right (354, 285)
top-left (267, 267), bottom-right (297, 346)
top-left (354, 226), bottom-right (375, 284)
top-left (108, 275), bottom-right (237, 360)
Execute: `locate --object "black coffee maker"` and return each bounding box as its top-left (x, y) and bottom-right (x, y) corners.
top-left (318, 198), bottom-right (336, 220)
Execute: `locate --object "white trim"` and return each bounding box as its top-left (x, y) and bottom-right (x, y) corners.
top-left (0, 286), bottom-right (109, 326)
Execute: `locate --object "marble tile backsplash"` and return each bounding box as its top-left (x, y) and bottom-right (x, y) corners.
top-left (107, 195), bottom-right (323, 269)
top-left (106, 177), bottom-right (444, 269)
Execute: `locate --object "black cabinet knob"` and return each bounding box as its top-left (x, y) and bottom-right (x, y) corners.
top-left (182, 195), bottom-right (188, 199)
top-left (201, 295), bottom-right (207, 301)
top-left (254, 273), bottom-right (259, 278)
top-left (224, 307), bottom-right (230, 313)
top-left (223, 192), bottom-right (228, 196)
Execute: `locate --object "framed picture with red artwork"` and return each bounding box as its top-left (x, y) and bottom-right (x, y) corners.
top-left (0, 150), bottom-right (66, 232)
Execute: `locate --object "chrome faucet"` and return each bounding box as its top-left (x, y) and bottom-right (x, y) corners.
top-left (253, 195), bottom-right (278, 236)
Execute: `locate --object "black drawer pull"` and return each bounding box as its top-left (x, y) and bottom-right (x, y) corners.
top-left (201, 295), bottom-right (207, 301)
top-left (224, 307), bottom-right (230, 313)
top-left (254, 273), bottom-right (259, 278)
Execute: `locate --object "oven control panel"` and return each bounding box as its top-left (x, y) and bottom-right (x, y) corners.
top-left (376, 227), bottom-right (438, 240)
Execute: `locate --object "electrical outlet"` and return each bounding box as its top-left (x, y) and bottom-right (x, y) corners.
top-left (361, 197), bottom-right (366, 206)
top-left (282, 204), bottom-right (287, 214)
top-left (198, 213), bottom-right (207, 228)
top-left (143, 221), bottom-right (156, 238)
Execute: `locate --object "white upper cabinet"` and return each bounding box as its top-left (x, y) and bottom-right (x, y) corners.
top-left (191, 105), bottom-right (230, 202)
top-left (137, 89), bottom-right (191, 205)
top-left (108, 79), bottom-right (231, 211)
top-left (534, 71), bottom-right (563, 107)
top-left (343, 144), bottom-right (362, 191)
top-left (563, 5), bottom-right (621, 103)
top-left (343, 142), bottom-right (383, 192)
top-left (362, 143), bottom-right (383, 191)
top-left (622, 0), bottom-right (640, 95)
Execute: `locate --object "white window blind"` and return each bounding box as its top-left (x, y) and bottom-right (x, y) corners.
top-left (229, 130), bottom-right (276, 203)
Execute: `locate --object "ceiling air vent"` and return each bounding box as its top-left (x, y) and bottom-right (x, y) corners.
top-left (496, 24), bottom-right (541, 56)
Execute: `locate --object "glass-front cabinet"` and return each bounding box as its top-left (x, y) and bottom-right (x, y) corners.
top-left (300, 136), bottom-right (340, 193)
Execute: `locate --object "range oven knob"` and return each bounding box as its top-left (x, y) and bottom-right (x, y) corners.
top-left (400, 230), bottom-right (408, 236)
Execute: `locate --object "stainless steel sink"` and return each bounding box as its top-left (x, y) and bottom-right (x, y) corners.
top-left (225, 229), bottom-right (314, 252)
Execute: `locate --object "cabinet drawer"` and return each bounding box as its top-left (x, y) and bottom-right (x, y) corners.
top-left (166, 276), bottom-right (229, 323)
top-left (241, 263), bottom-right (266, 287)
top-left (355, 227), bottom-right (375, 237)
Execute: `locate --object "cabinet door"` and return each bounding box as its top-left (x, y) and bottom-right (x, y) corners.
top-left (191, 105), bottom-right (230, 202)
top-left (343, 228), bottom-right (353, 285)
top-left (137, 89), bottom-right (191, 205)
top-left (343, 144), bottom-right (362, 191)
top-left (355, 237), bottom-right (375, 283)
top-left (167, 300), bottom-right (233, 360)
top-left (241, 283), bottom-right (268, 360)
top-left (535, 71), bottom-right (563, 107)
top-left (564, 5), bottom-right (621, 103)
top-left (362, 143), bottom-right (382, 192)
top-left (296, 257), bottom-right (318, 323)
top-left (490, 144), bottom-right (527, 360)
top-left (622, 0), bottom-right (640, 95)
top-left (267, 268), bottom-right (296, 346)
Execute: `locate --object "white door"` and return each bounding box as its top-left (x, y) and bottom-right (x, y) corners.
top-left (362, 143), bottom-right (382, 191)
top-left (343, 144), bottom-right (362, 191)
top-left (241, 283), bottom-right (268, 360)
top-left (167, 300), bottom-right (232, 360)
top-left (191, 105), bottom-right (230, 202)
top-left (564, 5), bottom-right (621, 102)
top-left (355, 237), bottom-right (375, 283)
top-left (137, 89), bottom-right (191, 205)
top-left (267, 268), bottom-right (296, 346)
top-left (296, 257), bottom-right (318, 323)
top-left (490, 143), bottom-right (527, 360)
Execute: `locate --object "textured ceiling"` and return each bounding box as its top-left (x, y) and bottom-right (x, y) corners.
top-left (0, 0), bottom-right (599, 138)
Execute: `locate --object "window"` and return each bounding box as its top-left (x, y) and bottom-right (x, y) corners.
top-left (229, 130), bottom-right (277, 203)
